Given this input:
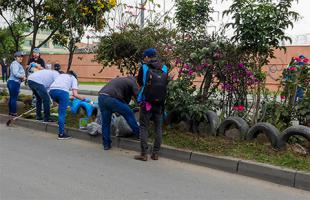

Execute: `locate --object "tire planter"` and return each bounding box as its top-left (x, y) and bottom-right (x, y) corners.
top-left (278, 125), bottom-right (310, 148)
top-left (246, 122), bottom-right (280, 148)
top-left (70, 98), bottom-right (98, 118)
top-left (218, 116), bottom-right (249, 139)
top-left (200, 111), bottom-right (220, 136)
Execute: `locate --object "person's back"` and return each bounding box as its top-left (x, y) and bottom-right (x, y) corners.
top-left (28, 69), bottom-right (59, 89)
top-left (50, 73), bottom-right (78, 92)
top-left (137, 60), bottom-right (168, 105)
top-left (99, 76), bottom-right (139, 104)
top-left (135, 48), bottom-right (168, 161)
top-left (98, 76), bottom-right (140, 150)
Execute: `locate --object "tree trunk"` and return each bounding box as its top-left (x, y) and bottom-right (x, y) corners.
top-left (67, 39), bottom-right (75, 72)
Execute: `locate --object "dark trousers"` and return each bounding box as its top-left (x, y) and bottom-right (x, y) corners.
top-left (49, 89), bottom-right (69, 135)
top-left (7, 80), bottom-right (20, 115)
top-left (139, 104), bottom-right (163, 154)
top-left (28, 80), bottom-right (51, 121)
top-left (2, 68), bottom-right (8, 82)
top-left (98, 94), bottom-right (139, 147)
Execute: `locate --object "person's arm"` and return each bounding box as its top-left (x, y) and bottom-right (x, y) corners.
top-left (137, 63), bottom-right (144, 87)
top-left (71, 89), bottom-right (86, 101)
top-left (11, 62), bottom-right (25, 80)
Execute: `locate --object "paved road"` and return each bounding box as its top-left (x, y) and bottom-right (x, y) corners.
top-left (0, 124), bottom-right (309, 200)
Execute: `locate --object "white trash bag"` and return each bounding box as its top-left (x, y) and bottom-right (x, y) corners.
top-left (87, 110), bottom-right (134, 137)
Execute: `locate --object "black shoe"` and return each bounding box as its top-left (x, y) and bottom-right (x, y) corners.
top-left (43, 119), bottom-right (56, 123)
top-left (36, 117), bottom-right (43, 121)
top-left (103, 145), bottom-right (111, 150)
top-left (58, 133), bottom-right (72, 140)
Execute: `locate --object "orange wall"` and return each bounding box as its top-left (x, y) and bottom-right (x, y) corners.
top-left (23, 46), bottom-right (310, 90)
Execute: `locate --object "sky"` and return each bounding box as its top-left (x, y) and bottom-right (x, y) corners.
top-left (105, 0), bottom-right (310, 44)
top-left (1, 0), bottom-right (309, 44)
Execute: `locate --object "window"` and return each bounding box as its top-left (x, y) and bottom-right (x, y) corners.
top-left (39, 41), bottom-right (49, 48)
top-left (53, 43), bottom-right (64, 49)
top-left (24, 40), bottom-right (32, 46)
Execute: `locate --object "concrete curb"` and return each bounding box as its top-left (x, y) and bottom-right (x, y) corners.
top-left (238, 160), bottom-right (296, 187)
top-left (0, 114), bottom-right (309, 191)
top-left (190, 152), bottom-right (239, 173)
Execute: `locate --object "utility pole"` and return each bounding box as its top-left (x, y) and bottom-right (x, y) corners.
top-left (140, 0), bottom-right (146, 27)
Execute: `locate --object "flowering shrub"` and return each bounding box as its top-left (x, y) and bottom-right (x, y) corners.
top-left (281, 55), bottom-right (310, 104)
top-left (262, 54), bottom-right (310, 129)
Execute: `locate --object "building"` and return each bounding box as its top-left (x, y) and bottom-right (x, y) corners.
top-left (22, 29), bottom-right (68, 54)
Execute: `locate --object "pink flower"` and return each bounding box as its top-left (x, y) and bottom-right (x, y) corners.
top-left (188, 70), bottom-right (193, 76)
top-left (294, 57), bottom-right (302, 62)
top-left (303, 58), bottom-right (309, 63)
top-left (238, 105), bottom-right (245, 111)
top-left (280, 96), bottom-right (286, 100)
top-left (238, 63), bottom-right (244, 68)
top-left (288, 67), bottom-right (297, 71)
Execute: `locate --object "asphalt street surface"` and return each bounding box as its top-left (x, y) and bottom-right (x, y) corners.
top-left (0, 123), bottom-right (309, 200)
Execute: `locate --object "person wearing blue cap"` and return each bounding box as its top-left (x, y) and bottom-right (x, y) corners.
top-left (27, 48), bottom-right (45, 73)
top-left (7, 51), bottom-right (26, 117)
top-left (134, 48), bottom-right (169, 161)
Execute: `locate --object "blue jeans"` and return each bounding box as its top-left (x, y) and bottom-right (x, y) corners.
top-left (98, 94), bottom-right (139, 147)
top-left (28, 80), bottom-right (51, 121)
top-left (7, 80), bottom-right (20, 115)
top-left (2, 68), bottom-right (8, 82)
top-left (49, 89), bottom-right (69, 135)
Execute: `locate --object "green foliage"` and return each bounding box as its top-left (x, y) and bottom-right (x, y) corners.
top-left (0, 27), bottom-right (15, 59)
top-left (295, 90), bottom-right (310, 126)
top-left (44, 0), bottom-right (116, 71)
top-left (224, 0), bottom-right (299, 123)
top-left (175, 0), bottom-right (213, 34)
top-left (95, 24), bottom-right (176, 76)
top-left (224, 0), bottom-right (299, 62)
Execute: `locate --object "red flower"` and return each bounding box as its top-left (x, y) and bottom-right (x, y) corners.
top-left (280, 96), bottom-right (286, 100)
top-left (288, 67), bottom-right (297, 71)
top-left (294, 57), bottom-right (302, 62)
top-left (303, 58), bottom-right (309, 63)
top-left (233, 105), bottom-right (245, 111)
top-left (238, 105), bottom-right (245, 111)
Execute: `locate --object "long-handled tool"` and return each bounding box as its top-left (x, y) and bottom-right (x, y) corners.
top-left (6, 107), bottom-right (36, 126)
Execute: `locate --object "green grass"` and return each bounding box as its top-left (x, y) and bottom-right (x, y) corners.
top-left (79, 81), bottom-right (106, 86)
top-left (161, 128), bottom-right (310, 172)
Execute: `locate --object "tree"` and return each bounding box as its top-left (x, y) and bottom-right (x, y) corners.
top-left (0, 27), bottom-right (16, 61)
top-left (0, 1), bottom-right (31, 52)
top-left (223, 0), bottom-right (299, 123)
top-left (46, 0), bottom-right (116, 71)
top-left (95, 24), bottom-right (176, 76)
top-left (0, 0), bottom-right (61, 56)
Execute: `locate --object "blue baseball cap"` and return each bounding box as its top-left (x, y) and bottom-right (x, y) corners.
top-left (14, 51), bottom-right (25, 57)
top-left (143, 48), bottom-right (157, 58)
top-left (33, 48), bottom-right (40, 53)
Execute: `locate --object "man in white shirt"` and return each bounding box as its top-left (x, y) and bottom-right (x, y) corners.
top-left (28, 69), bottom-right (60, 122)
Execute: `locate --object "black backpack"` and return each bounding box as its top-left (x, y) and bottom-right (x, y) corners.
top-left (137, 64), bottom-right (168, 104)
